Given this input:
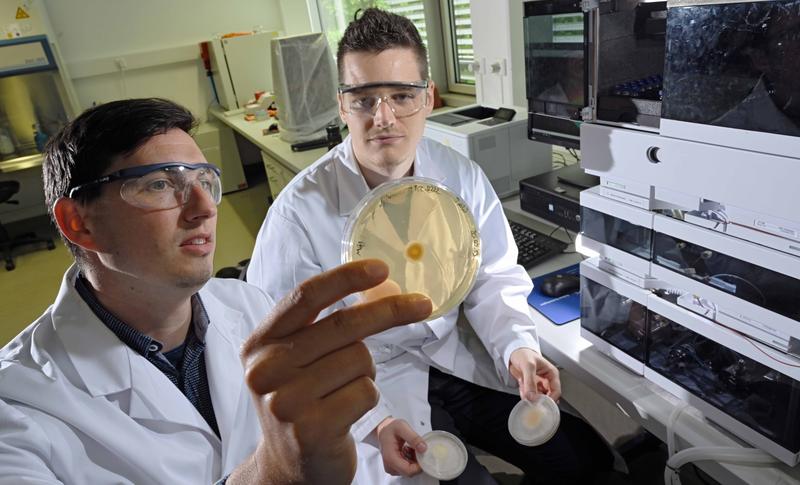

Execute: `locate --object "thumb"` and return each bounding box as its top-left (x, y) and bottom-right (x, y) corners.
top-left (395, 420), bottom-right (427, 453)
top-left (521, 360), bottom-right (539, 402)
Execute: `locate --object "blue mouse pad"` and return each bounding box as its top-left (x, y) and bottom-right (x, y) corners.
top-left (527, 263), bottom-right (581, 325)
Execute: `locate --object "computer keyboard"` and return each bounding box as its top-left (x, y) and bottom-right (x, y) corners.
top-left (509, 220), bottom-right (569, 269)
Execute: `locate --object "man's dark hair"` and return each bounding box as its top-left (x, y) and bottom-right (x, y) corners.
top-left (43, 97), bottom-right (196, 259)
top-left (336, 8), bottom-right (429, 81)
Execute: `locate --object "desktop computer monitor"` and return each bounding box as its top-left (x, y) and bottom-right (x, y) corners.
top-left (271, 32), bottom-right (340, 143)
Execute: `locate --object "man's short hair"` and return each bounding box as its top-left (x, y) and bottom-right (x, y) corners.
top-left (43, 97), bottom-right (196, 260)
top-left (336, 8), bottom-right (429, 81)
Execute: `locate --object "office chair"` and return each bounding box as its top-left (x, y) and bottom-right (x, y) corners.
top-left (0, 181), bottom-right (55, 271)
top-left (214, 258), bottom-right (249, 281)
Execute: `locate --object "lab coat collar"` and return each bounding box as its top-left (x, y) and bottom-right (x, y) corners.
top-left (50, 265), bottom-right (246, 441)
top-left (335, 135), bottom-right (447, 217)
top-left (197, 286), bottom-right (250, 459)
top-left (52, 267), bottom-right (213, 435)
top-left (50, 265), bottom-right (134, 397)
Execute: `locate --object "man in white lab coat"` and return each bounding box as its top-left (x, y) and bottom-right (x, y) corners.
top-left (0, 98), bottom-right (433, 484)
top-left (248, 8), bottom-right (612, 485)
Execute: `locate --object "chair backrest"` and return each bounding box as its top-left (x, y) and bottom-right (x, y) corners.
top-left (0, 181), bottom-right (20, 204)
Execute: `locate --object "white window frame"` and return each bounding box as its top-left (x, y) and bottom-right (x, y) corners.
top-left (308, 0), bottom-right (474, 99)
top-left (439, 0), bottom-right (475, 95)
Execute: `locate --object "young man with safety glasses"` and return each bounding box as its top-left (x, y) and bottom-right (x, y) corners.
top-left (248, 8), bottom-right (612, 485)
top-left (0, 98), bottom-right (434, 484)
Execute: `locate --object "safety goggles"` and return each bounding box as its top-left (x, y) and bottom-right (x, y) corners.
top-left (68, 162), bottom-right (222, 210)
top-left (338, 80), bottom-right (429, 118)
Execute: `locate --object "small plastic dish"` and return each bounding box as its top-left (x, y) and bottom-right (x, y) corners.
top-left (508, 394), bottom-right (561, 446)
top-left (341, 176), bottom-right (481, 320)
top-left (415, 430), bottom-right (468, 480)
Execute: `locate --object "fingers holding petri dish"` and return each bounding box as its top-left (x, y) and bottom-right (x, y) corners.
top-left (361, 278), bottom-right (403, 303)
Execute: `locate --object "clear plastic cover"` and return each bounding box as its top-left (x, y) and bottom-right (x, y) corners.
top-left (652, 232), bottom-right (800, 321)
top-left (647, 307), bottom-right (800, 452)
top-left (416, 430), bottom-right (468, 480)
top-left (580, 206), bottom-right (653, 260)
top-left (580, 277), bottom-right (649, 363)
top-left (271, 33), bottom-right (340, 143)
top-left (508, 394), bottom-right (561, 446)
top-left (341, 177), bottom-right (481, 321)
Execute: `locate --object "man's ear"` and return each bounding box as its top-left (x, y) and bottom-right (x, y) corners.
top-left (425, 80), bottom-right (436, 115)
top-left (53, 197), bottom-right (99, 252)
top-left (337, 93), bottom-right (348, 124)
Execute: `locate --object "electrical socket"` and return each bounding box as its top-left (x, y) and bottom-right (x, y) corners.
top-left (490, 59), bottom-right (507, 76)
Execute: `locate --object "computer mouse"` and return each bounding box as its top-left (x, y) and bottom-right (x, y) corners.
top-left (540, 274), bottom-right (580, 298)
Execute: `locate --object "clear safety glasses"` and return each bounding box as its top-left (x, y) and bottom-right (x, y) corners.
top-left (68, 162), bottom-right (222, 210)
top-left (338, 80), bottom-right (429, 118)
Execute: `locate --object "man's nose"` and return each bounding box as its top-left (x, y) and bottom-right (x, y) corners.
top-left (181, 182), bottom-right (217, 221)
top-left (372, 97), bottom-right (397, 128)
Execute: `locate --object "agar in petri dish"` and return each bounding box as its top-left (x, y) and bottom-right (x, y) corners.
top-left (508, 394), bottom-right (561, 446)
top-left (342, 177), bottom-right (481, 320)
top-left (415, 430), bottom-right (468, 480)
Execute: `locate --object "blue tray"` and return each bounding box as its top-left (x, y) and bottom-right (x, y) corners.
top-left (527, 263), bottom-right (581, 325)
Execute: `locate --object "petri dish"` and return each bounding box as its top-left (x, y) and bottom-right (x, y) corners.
top-left (508, 394), bottom-right (561, 446)
top-left (341, 177), bottom-right (481, 320)
top-left (415, 430), bottom-right (468, 480)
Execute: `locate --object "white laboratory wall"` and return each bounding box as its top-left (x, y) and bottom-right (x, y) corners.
top-left (42, 0), bottom-right (288, 120)
top-left (508, 0), bottom-right (527, 107)
top-left (278, 0), bottom-right (315, 36)
top-left (469, 0), bottom-right (528, 108)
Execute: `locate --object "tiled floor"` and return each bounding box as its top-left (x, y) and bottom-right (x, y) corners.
top-left (0, 181), bottom-right (270, 345)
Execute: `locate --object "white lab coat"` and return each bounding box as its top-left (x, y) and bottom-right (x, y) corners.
top-left (248, 135), bottom-right (540, 484)
top-left (0, 265), bottom-right (272, 484)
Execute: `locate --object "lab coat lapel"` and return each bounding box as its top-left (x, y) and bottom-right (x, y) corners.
top-left (200, 288), bottom-right (256, 470)
top-left (411, 142), bottom-right (447, 185)
top-left (52, 266), bottom-right (218, 438)
top-left (51, 266), bottom-right (134, 396)
top-left (335, 135), bottom-right (371, 217)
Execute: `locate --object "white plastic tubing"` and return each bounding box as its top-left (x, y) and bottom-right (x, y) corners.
top-left (663, 403), bottom-right (777, 485)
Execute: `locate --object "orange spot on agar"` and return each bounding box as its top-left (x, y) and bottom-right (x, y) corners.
top-left (406, 241), bottom-right (424, 261)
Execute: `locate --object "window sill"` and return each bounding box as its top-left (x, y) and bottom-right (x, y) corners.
top-left (439, 92), bottom-right (476, 108)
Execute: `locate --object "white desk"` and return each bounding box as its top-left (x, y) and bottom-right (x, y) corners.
top-left (208, 104), bottom-right (480, 198)
top-left (209, 106), bottom-right (324, 173)
top-left (503, 198), bottom-right (800, 485)
top-left (209, 107), bottom-right (327, 199)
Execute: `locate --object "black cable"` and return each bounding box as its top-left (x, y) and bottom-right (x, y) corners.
top-left (547, 225), bottom-right (563, 239)
top-left (553, 152), bottom-right (568, 167)
top-left (547, 225), bottom-right (574, 243)
top-left (567, 148), bottom-right (580, 162)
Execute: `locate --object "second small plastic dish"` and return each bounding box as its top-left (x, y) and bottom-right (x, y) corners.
top-left (415, 430), bottom-right (468, 480)
top-left (508, 394), bottom-right (561, 446)
top-left (341, 177), bottom-right (481, 320)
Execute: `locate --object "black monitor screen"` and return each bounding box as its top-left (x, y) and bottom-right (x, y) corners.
top-left (662, 1), bottom-right (800, 137)
top-left (524, 11), bottom-right (587, 120)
